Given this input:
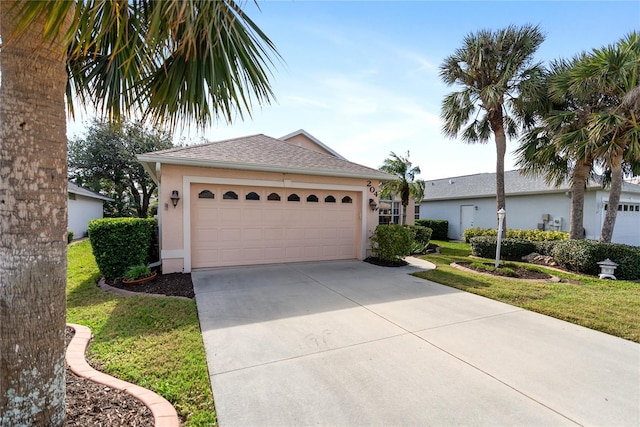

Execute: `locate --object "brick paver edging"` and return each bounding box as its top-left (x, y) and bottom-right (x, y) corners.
top-left (66, 323), bottom-right (180, 427)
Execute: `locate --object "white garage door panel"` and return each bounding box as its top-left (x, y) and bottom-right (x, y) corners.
top-left (191, 184), bottom-right (359, 268)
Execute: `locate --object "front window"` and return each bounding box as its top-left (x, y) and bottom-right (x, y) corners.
top-left (414, 204), bottom-right (420, 220)
top-left (378, 200), bottom-right (400, 225)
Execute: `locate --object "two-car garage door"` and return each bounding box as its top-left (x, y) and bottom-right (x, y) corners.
top-left (190, 184), bottom-right (360, 268)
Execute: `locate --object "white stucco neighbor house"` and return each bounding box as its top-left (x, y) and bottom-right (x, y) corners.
top-left (420, 170), bottom-right (640, 246)
top-left (68, 181), bottom-right (113, 238)
top-left (137, 130), bottom-right (394, 273)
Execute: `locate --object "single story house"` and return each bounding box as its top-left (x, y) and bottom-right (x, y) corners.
top-left (420, 170), bottom-right (640, 246)
top-left (68, 181), bottom-right (113, 238)
top-left (138, 130), bottom-right (394, 273)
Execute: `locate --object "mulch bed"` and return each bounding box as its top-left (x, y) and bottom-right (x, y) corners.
top-left (455, 261), bottom-right (553, 280)
top-left (364, 256), bottom-right (408, 267)
top-left (108, 272), bottom-right (195, 299)
top-left (66, 272), bottom-right (196, 425)
top-left (65, 328), bottom-right (154, 427)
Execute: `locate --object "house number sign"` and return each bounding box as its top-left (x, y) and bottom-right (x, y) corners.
top-left (366, 180), bottom-right (378, 197)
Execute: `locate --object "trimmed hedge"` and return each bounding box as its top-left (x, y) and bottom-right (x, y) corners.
top-left (371, 224), bottom-right (413, 262)
top-left (405, 225), bottom-right (432, 255)
top-left (405, 225), bottom-right (432, 245)
top-left (88, 217), bottom-right (156, 280)
top-left (415, 219), bottom-right (448, 240)
top-left (470, 236), bottom-right (537, 261)
top-left (463, 227), bottom-right (569, 243)
top-left (532, 240), bottom-right (560, 256)
top-left (551, 239), bottom-right (640, 280)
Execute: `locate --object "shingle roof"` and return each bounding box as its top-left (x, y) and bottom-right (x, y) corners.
top-left (425, 170), bottom-right (640, 201)
top-left (68, 182), bottom-right (113, 201)
top-left (138, 134), bottom-right (393, 181)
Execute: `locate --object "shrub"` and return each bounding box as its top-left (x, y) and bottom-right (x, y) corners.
top-left (415, 219), bottom-right (448, 240)
top-left (405, 225), bottom-right (432, 244)
top-left (124, 264), bottom-right (153, 281)
top-left (410, 241), bottom-right (429, 255)
top-left (370, 224), bottom-right (413, 262)
top-left (404, 225), bottom-right (432, 255)
top-left (463, 227), bottom-right (568, 243)
top-left (463, 227), bottom-right (497, 243)
top-left (67, 231), bottom-right (74, 244)
top-left (551, 239), bottom-right (640, 280)
top-left (532, 240), bottom-right (559, 256)
top-left (88, 217), bottom-right (156, 280)
top-left (470, 237), bottom-right (537, 261)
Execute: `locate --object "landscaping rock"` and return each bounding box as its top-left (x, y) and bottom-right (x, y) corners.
top-left (522, 252), bottom-right (558, 266)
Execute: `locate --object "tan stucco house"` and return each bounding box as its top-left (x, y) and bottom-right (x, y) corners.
top-left (138, 130), bottom-right (394, 273)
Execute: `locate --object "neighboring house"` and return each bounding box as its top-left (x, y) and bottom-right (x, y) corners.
top-left (137, 131), bottom-right (394, 273)
top-left (68, 182), bottom-right (113, 238)
top-left (420, 170), bottom-right (640, 246)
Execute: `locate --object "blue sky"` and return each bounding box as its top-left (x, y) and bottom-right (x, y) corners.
top-left (68, 1), bottom-right (640, 180)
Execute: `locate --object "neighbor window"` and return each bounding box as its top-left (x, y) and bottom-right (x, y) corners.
top-left (414, 204), bottom-right (420, 220)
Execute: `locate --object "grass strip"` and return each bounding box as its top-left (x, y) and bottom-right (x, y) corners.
top-left (67, 240), bottom-right (216, 426)
top-left (414, 240), bottom-right (640, 343)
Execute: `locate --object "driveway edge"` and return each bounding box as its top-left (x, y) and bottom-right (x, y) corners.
top-left (66, 323), bottom-right (181, 427)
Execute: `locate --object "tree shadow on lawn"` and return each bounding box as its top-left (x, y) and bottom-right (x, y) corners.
top-left (67, 273), bottom-right (198, 342)
top-left (413, 266), bottom-right (496, 292)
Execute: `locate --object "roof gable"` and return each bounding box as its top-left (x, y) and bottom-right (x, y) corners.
top-left (279, 129), bottom-right (346, 159)
top-left (138, 133), bottom-right (392, 183)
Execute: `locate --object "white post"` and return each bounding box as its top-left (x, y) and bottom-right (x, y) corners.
top-left (495, 208), bottom-right (506, 268)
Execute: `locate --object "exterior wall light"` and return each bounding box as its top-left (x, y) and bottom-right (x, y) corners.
top-left (369, 198), bottom-right (378, 211)
top-left (170, 190), bottom-right (180, 208)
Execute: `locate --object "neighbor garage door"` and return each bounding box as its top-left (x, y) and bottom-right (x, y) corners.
top-left (190, 184), bottom-right (360, 268)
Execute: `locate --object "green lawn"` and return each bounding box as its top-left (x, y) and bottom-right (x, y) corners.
top-left (414, 240), bottom-right (640, 343)
top-left (66, 241), bottom-right (216, 426)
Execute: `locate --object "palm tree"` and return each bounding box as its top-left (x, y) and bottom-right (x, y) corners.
top-left (440, 24), bottom-right (545, 235)
top-left (563, 32), bottom-right (640, 242)
top-left (516, 56), bottom-right (605, 240)
top-left (0, 1), bottom-right (278, 424)
top-left (379, 151), bottom-right (426, 225)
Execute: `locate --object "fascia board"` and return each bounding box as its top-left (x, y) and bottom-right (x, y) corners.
top-left (138, 158), bottom-right (160, 184)
top-left (136, 155), bottom-right (394, 181)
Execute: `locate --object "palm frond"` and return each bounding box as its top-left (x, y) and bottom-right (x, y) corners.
top-left (14, 0), bottom-right (281, 130)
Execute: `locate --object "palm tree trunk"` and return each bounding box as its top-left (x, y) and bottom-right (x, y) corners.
top-left (0, 3), bottom-right (72, 425)
top-left (600, 154), bottom-right (624, 243)
top-left (491, 115), bottom-right (508, 237)
top-left (569, 159), bottom-right (592, 239)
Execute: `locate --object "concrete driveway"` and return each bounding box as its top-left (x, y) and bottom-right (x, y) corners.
top-left (193, 260), bottom-right (640, 426)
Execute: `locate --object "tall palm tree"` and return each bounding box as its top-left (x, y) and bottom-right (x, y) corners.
top-left (563, 32), bottom-right (640, 242)
top-left (0, 1), bottom-right (278, 424)
top-left (379, 151), bottom-right (425, 225)
top-left (440, 24), bottom-right (545, 236)
top-left (516, 56), bottom-right (605, 240)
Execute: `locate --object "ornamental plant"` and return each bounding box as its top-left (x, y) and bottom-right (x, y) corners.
top-left (124, 264), bottom-right (153, 281)
top-left (370, 224), bottom-right (413, 262)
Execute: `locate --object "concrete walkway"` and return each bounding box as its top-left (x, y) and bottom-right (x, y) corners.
top-left (193, 260), bottom-right (640, 426)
